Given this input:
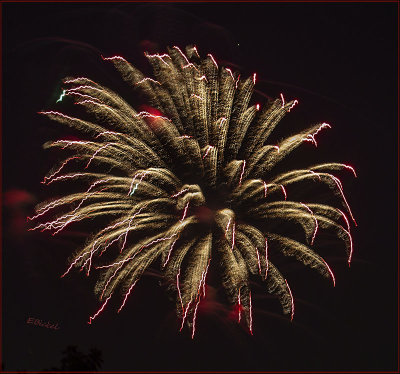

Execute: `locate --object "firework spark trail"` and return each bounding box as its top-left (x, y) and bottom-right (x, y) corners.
top-left (336, 208), bottom-right (351, 233)
top-left (182, 63), bottom-right (200, 73)
top-left (65, 91), bottom-right (101, 102)
top-left (191, 46), bottom-right (200, 58)
top-left (128, 171), bottom-right (149, 196)
top-left (99, 233), bottom-right (126, 257)
top-left (249, 291), bottom-right (253, 335)
top-left (51, 140), bottom-right (93, 150)
top-left (265, 238), bottom-right (269, 279)
top-left (56, 90), bottom-right (66, 103)
top-left (98, 204), bottom-right (148, 239)
top-left (347, 233), bottom-right (354, 266)
top-left (136, 111), bottom-right (170, 122)
top-left (144, 52), bottom-right (171, 66)
top-left (343, 164), bottom-right (357, 177)
top-left (171, 188), bottom-right (189, 198)
top-left (191, 299), bottom-right (201, 339)
top-left (207, 54), bottom-right (218, 68)
top-left (272, 145), bottom-right (280, 152)
top-left (75, 99), bottom-right (113, 111)
top-left (288, 100), bottom-right (299, 112)
top-left (135, 77), bottom-right (161, 86)
top-left (225, 217), bottom-right (232, 238)
top-left (190, 94), bottom-right (204, 101)
top-left (64, 77), bottom-right (97, 84)
top-left (285, 279), bottom-right (295, 322)
top-left (202, 145), bottom-right (214, 159)
top-left (231, 223), bottom-right (236, 251)
top-left (120, 218), bottom-right (135, 253)
top-left (100, 264), bottom-right (125, 300)
top-left (63, 205), bottom-right (145, 277)
top-left (61, 241), bottom-right (98, 278)
top-left (35, 46), bottom-right (356, 335)
top-left (302, 123), bottom-right (331, 147)
top-left (225, 68), bottom-right (235, 81)
top-left (102, 55), bottom-right (127, 62)
top-left (300, 203), bottom-right (319, 245)
top-left (238, 289), bottom-right (241, 323)
top-left (262, 182), bottom-right (287, 200)
top-left (30, 180), bottom-right (110, 233)
top-left (196, 269), bottom-right (206, 298)
top-left (235, 75), bottom-right (240, 89)
top-left (66, 85), bottom-right (103, 92)
top-left (263, 181), bottom-right (268, 197)
top-left (95, 131), bottom-right (122, 139)
top-left (321, 258), bottom-right (336, 287)
top-left (195, 75), bottom-right (208, 82)
top-left (88, 293), bottom-right (113, 324)
top-left (180, 300), bottom-right (192, 331)
top-left (330, 175), bottom-right (357, 226)
top-left (28, 193), bottom-right (79, 221)
top-left (201, 260), bottom-right (211, 297)
top-left (256, 249), bottom-right (262, 275)
top-left (173, 45), bottom-right (190, 65)
top-left (98, 218), bottom-right (131, 236)
top-left (28, 198), bottom-right (65, 221)
top-left (180, 202), bottom-right (190, 222)
top-left (218, 117), bottom-right (227, 127)
top-left (95, 234), bottom-right (178, 270)
top-left (239, 160), bottom-right (246, 186)
top-left (117, 280), bottom-right (138, 313)
top-left (38, 111), bottom-right (76, 121)
top-left (332, 208), bottom-right (354, 265)
top-left (280, 185), bottom-right (287, 200)
top-left (280, 93), bottom-right (287, 107)
top-left (163, 238), bottom-right (178, 268)
top-left (177, 269), bottom-right (184, 313)
top-left (30, 212), bottom-right (82, 234)
top-left (308, 170), bottom-right (322, 180)
top-left (81, 241), bottom-right (101, 276)
top-left (72, 179), bottom-right (110, 210)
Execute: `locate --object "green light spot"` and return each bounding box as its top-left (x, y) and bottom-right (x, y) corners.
top-left (130, 183), bottom-right (139, 196)
top-left (56, 90), bottom-right (66, 103)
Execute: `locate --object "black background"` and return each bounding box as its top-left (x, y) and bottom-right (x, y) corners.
top-left (2, 2), bottom-right (398, 372)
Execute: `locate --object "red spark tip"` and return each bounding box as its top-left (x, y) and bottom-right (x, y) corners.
top-left (343, 164), bottom-right (357, 178)
top-left (285, 279), bottom-right (295, 322)
top-left (288, 100), bottom-right (299, 112)
top-left (207, 54), bottom-right (218, 68)
top-left (280, 93), bottom-right (285, 107)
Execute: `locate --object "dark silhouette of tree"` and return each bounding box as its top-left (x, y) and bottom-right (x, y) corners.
top-left (43, 345), bottom-right (103, 372)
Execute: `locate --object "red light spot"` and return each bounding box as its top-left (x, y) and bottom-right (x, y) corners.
top-left (138, 105), bottom-right (168, 130)
top-left (193, 206), bottom-right (214, 223)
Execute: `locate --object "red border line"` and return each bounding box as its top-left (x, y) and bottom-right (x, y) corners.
top-left (0, 2), bottom-right (3, 372)
top-left (0, 0), bottom-right (398, 3)
top-left (0, 1), bottom-right (398, 373)
top-left (397, 0), bottom-right (400, 373)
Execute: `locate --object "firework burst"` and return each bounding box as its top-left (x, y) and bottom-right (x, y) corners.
top-left (30, 45), bottom-right (356, 337)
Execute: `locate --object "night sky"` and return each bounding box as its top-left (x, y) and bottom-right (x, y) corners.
top-left (2, 2), bottom-right (398, 372)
